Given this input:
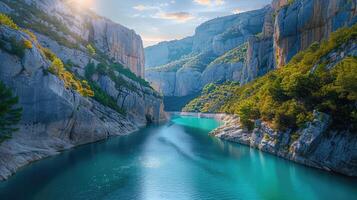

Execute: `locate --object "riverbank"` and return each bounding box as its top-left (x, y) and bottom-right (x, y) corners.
top-left (210, 113), bottom-right (357, 177)
top-left (168, 112), bottom-right (229, 121)
top-left (0, 109), bottom-right (167, 182)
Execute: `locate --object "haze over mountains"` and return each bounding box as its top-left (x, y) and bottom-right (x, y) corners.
top-left (145, 0), bottom-right (357, 111)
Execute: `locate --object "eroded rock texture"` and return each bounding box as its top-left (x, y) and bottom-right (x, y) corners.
top-left (0, 0), bottom-right (165, 180)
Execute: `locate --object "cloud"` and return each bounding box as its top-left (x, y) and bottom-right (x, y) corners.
top-left (155, 12), bottom-right (194, 23)
top-left (232, 8), bottom-right (246, 14)
top-left (194, 0), bottom-right (225, 6)
top-left (133, 4), bottom-right (158, 11)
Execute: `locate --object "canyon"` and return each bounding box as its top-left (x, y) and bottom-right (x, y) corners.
top-left (145, 0), bottom-right (357, 109)
top-left (0, 0), bottom-right (165, 180)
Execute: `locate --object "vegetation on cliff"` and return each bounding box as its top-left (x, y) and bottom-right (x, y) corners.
top-left (210, 43), bottom-right (248, 65)
top-left (184, 24), bottom-right (357, 132)
top-left (1, 13), bottom-right (95, 97)
top-left (0, 81), bottom-right (22, 143)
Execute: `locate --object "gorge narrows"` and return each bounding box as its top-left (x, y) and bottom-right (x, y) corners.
top-left (0, 0), bottom-right (356, 199)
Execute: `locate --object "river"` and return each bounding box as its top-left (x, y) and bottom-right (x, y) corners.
top-left (0, 115), bottom-right (356, 200)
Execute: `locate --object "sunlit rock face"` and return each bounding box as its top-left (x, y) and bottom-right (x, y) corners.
top-left (0, 0), bottom-right (165, 180)
top-left (273, 0), bottom-right (357, 68)
top-left (91, 18), bottom-right (145, 77)
top-left (12, 0), bottom-right (145, 77)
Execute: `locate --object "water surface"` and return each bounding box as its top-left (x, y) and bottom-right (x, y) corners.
top-left (1, 115), bottom-right (356, 200)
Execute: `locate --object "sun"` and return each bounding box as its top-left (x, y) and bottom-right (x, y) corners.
top-left (68, 0), bottom-right (94, 9)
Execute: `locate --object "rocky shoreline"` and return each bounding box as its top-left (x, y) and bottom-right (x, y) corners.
top-left (210, 113), bottom-right (357, 177)
top-left (169, 112), bottom-right (357, 176)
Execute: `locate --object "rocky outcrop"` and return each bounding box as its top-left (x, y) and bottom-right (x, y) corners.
top-left (274, 0), bottom-right (357, 67)
top-left (192, 8), bottom-right (267, 54)
top-left (212, 112), bottom-right (357, 176)
top-left (239, 6), bottom-right (276, 84)
top-left (91, 18), bottom-right (145, 77)
top-left (240, 36), bottom-right (274, 84)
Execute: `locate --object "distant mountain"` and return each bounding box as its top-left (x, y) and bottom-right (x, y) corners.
top-left (145, 0), bottom-right (357, 109)
top-left (145, 7), bottom-right (268, 99)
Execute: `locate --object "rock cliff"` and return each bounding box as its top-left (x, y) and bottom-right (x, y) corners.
top-left (145, 7), bottom-right (268, 99)
top-left (273, 0), bottom-right (357, 67)
top-left (0, 0), bottom-right (165, 180)
top-left (212, 112), bottom-right (357, 176)
top-left (146, 0), bottom-right (357, 102)
top-left (2, 0), bottom-right (145, 77)
top-left (184, 23), bottom-right (357, 176)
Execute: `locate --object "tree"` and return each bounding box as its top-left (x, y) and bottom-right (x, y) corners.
top-left (0, 81), bottom-right (22, 142)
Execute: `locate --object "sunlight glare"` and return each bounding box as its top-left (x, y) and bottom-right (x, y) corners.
top-left (68, 0), bottom-right (94, 10)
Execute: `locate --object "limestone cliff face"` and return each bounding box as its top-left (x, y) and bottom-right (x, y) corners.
top-left (274, 0), bottom-right (357, 67)
top-left (0, 0), bottom-right (163, 120)
top-left (145, 7), bottom-right (268, 97)
top-left (145, 37), bottom-right (193, 68)
top-left (192, 9), bottom-right (267, 54)
top-left (5, 0), bottom-right (145, 77)
top-left (238, 0), bottom-right (357, 84)
top-left (240, 6), bottom-right (275, 84)
top-left (0, 0), bottom-right (165, 180)
top-left (0, 26), bottom-right (138, 180)
top-left (91, 18), bottom-right (145, 77)
top-left (213, 113), bottom-right (357, 176)
top-left (146, 0), bottom-right (357, 100)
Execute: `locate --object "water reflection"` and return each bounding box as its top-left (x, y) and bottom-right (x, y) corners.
top-left (0, 115), bottom-right (356, 200)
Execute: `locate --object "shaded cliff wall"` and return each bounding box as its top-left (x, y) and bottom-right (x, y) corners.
top-left (274, 0), bottom-right (357, 67)
top-left (145, 7), bottom-right (268, 98)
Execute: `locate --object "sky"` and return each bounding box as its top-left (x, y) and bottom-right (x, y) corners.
top-left (90, 0), bottom-right (271, 47)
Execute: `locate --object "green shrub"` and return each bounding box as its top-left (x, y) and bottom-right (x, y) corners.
top-left (0, 13), bottom-right (19, 30)
top-left (211, 43), bottom-right (248, 65)
top-left (8, 37), bottom-right (26, 58)
top-left (23, 39), bottom-right (33, 49)
top-left (48, 58), bottom-right (94, 97)
top-left (0, 81), bottom-right (22, 143)
top-left (86, 44), bottom-right (96, 56)
top-left (185, 24), bottom-right (357, 132)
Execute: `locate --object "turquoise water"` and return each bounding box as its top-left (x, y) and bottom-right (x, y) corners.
top-left (0, 115), bottom-right (356, 200)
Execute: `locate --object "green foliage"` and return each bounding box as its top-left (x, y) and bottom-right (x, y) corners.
top-left (84, 62), bottom-right (125, 114)
top-left (41, 47), bottom-right (57, 61)
top-left (202, 83), bottom-right (217, 95)
top-left (183, 81), bottom-right (240, 113)
top-left (86, 44), bottom-right (96, 56)
top-left (9, 37), bottom-right (26, 58)
top-left (4, 0), bottom-right (83, 49)
top-left (23, 39), bottom-right (33, 49)
top-left (150, 51), bottom-right (218, 73)
top-left (48, 58), bottom-right (94, 97)
top-left (0, 13), bottom-right (19, 30)
top-left (0, 81), bottom-right (22, 143)
top-left (221, 28), bottom-right (243, 42)
top-left (287, 0), bottom-right (295, 5)
top-left (87, 81), bottom-right (125, 114)
top-left (111, 63), bottom-right (152, 88)
top-left (85, 62), bottom-right (96, 80)
top-left (211, 43), bottom-right (248, 65)
top-left (185, 24), bottom-right (357, 132)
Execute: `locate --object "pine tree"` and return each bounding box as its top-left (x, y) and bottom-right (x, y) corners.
top-left (0, 81), bottom-right (22, 142)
